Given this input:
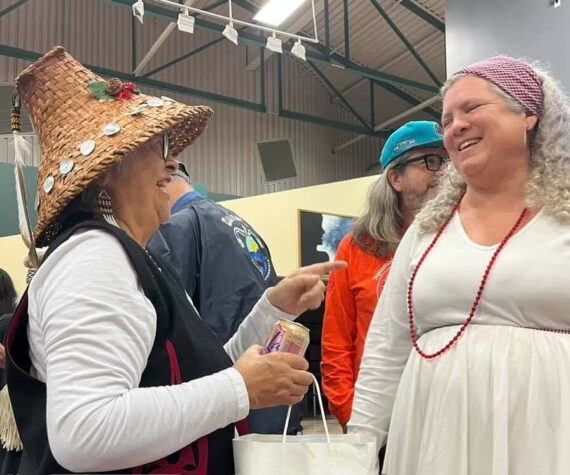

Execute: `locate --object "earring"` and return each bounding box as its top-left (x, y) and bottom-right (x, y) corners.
top-left (97, 190), bottom-right (120, 228)
top-left (523, 127), bottom-right (528, 146)
top-left (97, 189), bottom-right (112, 215)
top-left (163, 134), bottom-right (169, 160)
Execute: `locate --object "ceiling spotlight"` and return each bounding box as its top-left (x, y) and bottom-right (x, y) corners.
top-left (291, 39), bottom-right (306, 61)
top-left (266, 33), bottom-right (283, 54)
top-left (132, 0), bottom-right (144, 24)
top-left (177, 10), bottom-right (195, 33)
top-left (223, 22), bottom-right (238, 45)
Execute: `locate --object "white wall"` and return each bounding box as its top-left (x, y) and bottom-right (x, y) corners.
top-left (446, 0), bottom-right (570, 85)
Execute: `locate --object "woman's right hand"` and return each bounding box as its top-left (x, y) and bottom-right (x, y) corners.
top-left (233, 345), bottom-right (313, 409)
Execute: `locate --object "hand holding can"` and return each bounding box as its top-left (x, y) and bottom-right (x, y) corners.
top-left (233, 345), bottom-right (312, 408)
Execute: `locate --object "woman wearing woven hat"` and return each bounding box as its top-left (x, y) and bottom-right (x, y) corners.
top-left (4, 47), bottom-right (344, 475)
top-left (349, 55), bottom-right (570, 474)
top-left (321, 121), bottom-right (446, 431)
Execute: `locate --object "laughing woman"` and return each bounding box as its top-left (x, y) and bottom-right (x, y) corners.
top-left (349, 55), bottom-right (570, 474)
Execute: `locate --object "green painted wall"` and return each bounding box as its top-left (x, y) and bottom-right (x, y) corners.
top-left (193, 183), bottom-right (238, 202)
top-left (209, 192), bottom-right (239, 202)
top-left (0, 163), bottom-right (37, 238)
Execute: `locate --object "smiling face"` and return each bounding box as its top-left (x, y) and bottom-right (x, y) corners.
top-left (441, 75), bottom-right (538, 187)
top-left (388, 146), bottom-right (446, 217)
top-left (104, 135), bottom-right (177, 242)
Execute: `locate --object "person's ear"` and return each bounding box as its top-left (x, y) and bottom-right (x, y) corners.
top-left (524, 115), bottom-right (538, 132)
top-left (388, 169), bottom-right (403, 192)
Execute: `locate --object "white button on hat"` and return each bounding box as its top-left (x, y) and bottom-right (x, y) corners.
top-left (79, 139), bottom-right (96, 156)
top-left (59, 158), bottom-right (74, 175)
top-left (147, 98), bottom-right (165, 107)
top-left (103, 122), bottom-right (121, 136)
top-left (43, 176), bottom-right (54, 193)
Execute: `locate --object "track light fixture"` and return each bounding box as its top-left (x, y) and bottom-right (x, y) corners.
top-left (132, 0), bottom-right (144, 24)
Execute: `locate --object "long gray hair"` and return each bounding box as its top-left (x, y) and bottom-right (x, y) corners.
top-left (417, 63), bottom-right (570, 233)
top-left (352, 156), bottom-right (407, 258)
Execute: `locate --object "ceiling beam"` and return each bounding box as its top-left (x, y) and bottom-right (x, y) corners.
top-left (337, 30), bottom-right (442, 101)
top-left (309, 41), bottom-right (440, 93)
top-left (140, 36), bottom-right (225, 78)
top-left (231, 0), bottom-right (257, 14)
top-left (334, 95), bottom-right (440, 152)
top-left (277, 53), bottom-right (384, 137)
top-left (399, 0), bottom-right (445, 32)
top-left (308, 61), bottom-right (371, 130)
top-left (369, 0), bottom-right (441, 86)
top-left (374, 80), bottom-right (441, 119)
top-left (133, 0), bottom-right (228, 76)
top-left (373, 95), bottom-right (440, 130)
top-left (0, 0), bottom-right (30, 18)
top-left (133, 0), bottom-right (196, 76)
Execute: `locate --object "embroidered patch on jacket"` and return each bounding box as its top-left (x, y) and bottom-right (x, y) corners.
top-left (221, 212), bottom-right (272, 280)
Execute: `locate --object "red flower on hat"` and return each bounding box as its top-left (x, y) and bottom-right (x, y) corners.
top-left (117, 82), bottom-right (138, 100)
top-left (88, 78), bottom-right (140, 101)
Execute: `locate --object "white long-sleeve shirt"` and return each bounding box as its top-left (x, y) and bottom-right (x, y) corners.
top-left (349, 210), bottom-right (570, 473)
top-left (27, 229), bottom-right (293, 472)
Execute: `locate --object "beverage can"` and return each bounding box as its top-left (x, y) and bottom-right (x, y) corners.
top-left (261, 319), bottom-right (310, 356)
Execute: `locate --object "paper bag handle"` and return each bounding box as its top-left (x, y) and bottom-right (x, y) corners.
top-left (282, 374), bottom-right (330, 444)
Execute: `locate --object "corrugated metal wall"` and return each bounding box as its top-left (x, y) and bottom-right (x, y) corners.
top-left (0, 0), bottom-right (380, 196)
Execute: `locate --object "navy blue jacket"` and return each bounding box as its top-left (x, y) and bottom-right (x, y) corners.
top-left (148, 192), bottom-right (277, 344)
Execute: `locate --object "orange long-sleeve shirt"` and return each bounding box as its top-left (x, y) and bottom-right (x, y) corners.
top-left (321, 234), bottom-right (392, 426)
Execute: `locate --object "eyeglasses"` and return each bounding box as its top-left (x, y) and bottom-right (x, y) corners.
top-left (394, 153), bottom-right (449, 172)
top-left (162, 134), bottom-right (180, 174)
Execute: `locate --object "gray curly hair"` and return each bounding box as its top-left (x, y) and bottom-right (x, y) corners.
top-left (417, 62), bottom-right (570, 233)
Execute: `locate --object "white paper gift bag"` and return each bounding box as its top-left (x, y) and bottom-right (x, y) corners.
top-left (233, 376), bottom-right (377, 475)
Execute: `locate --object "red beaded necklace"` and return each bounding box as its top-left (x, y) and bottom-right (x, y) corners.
top-left (407, 199), bottom-right (528, 359)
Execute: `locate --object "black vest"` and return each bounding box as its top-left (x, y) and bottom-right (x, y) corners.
top-left (6, 220), bottom-right (247, 474)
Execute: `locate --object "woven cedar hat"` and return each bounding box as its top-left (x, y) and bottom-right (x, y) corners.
top-left (15, 46), bottom-right (213, 247)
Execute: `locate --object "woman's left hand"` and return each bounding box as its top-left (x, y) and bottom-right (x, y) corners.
top-left (0, 344), bottom-right (5, 369)
top-left (267, 261), bottom-right (347, 315)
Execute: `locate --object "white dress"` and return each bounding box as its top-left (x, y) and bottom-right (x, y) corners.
top-left (349, 210), bottom-right (570, 475)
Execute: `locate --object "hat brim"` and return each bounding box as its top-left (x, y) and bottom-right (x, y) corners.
top-left (15, 47), bottom-right (213, 247)
top-left (413, 139), bottom-right (444, 151)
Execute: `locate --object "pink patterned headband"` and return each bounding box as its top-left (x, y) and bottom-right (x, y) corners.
top-left (453, 55), bottom-right (543, 117)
